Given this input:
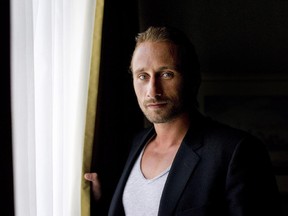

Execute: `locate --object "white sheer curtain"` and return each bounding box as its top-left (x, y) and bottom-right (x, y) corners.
top-left (11, 0), bottom-right (96, 215)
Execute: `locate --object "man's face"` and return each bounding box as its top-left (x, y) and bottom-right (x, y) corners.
top-left (131, 41), bottom-right (186, 124)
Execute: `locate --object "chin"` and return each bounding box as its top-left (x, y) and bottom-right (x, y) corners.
top-left (146, 115), bottom-right (174, 124)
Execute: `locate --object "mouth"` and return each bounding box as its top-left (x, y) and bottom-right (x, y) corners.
top-left (146, 101), bottom-right (167, 109)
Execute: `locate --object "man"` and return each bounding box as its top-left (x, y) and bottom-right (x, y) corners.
top-left (85, 26), bottom-right (281, 215)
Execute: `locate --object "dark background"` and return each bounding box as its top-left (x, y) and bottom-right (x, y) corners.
top-left (92, 0), bottom-right (288, 214)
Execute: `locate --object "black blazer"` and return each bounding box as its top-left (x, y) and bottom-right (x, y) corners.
top-left (108, 113), bottom-right (281, 216)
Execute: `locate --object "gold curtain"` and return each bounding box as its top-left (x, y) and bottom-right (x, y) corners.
top-left (81, 0), bottom-right (104, 215)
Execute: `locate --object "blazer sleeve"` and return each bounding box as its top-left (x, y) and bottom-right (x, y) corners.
top-left (225, 135), bottom-right (282, 216)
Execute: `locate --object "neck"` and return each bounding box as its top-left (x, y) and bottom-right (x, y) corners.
top-left (153, 112), bottom-right (190, 148)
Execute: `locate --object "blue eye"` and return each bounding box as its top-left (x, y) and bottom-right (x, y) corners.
top-left (162, 72), bottom-right (174, 79)
top-left (139, 74), bottom-right (147, 80)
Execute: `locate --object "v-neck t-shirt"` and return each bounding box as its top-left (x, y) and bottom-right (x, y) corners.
top-left (122, 147), bottom-right (171, 216)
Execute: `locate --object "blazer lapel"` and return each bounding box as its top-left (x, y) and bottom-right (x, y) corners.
top-left (158, 142), bottom-right (200, 216)
top-left (158, 115), bottom-right (206, 216)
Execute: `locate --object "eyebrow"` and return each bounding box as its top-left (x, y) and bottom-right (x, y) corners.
top-left (133, 66), bottom-right (178, 74)
top-left (133, 68), bottom-right (145, 74)
top-left (158, 66), bottom-right (178, 71)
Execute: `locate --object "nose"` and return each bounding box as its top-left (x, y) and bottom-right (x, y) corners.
top-left (147, 77), bottom-right (162, 98)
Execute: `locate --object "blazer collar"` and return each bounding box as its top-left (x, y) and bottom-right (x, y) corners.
top-left (158, 112), bottom-right (207, 216)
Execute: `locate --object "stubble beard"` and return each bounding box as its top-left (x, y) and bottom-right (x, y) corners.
top-left (141, 100), bottom-right (185, 124)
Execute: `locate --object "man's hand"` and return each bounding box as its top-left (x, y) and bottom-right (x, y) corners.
top-left (84, 172), bottom-right (101, 201)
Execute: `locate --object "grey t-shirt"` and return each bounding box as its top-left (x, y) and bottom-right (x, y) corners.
top-left (122, 148), bottom-right (170, 216)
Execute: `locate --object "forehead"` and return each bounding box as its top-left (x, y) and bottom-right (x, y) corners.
top-left (131, 41), bottom-right (179, 71)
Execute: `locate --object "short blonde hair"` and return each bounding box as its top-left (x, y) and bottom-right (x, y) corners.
top-left (135, 26), bottom-right (172, 46)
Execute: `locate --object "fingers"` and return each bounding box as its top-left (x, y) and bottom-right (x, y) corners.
top-left (84, 172), bottom-right (101, 201)
top-left (84, 172), bottom-right (98, 182)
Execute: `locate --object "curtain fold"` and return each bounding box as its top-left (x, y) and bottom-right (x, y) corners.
top-left (81, 0), bottom-right (104, 215)
top-left (11, 0), bottom-right (96, 215)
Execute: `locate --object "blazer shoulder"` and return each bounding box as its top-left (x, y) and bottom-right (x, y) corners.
top-left (201, 116), bottom-right (266, 154)
top-left (205, 117), bottom-right (259, 142)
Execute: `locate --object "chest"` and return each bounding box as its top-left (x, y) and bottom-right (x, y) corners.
top-left (141, 142), bottom-right (179, 179)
